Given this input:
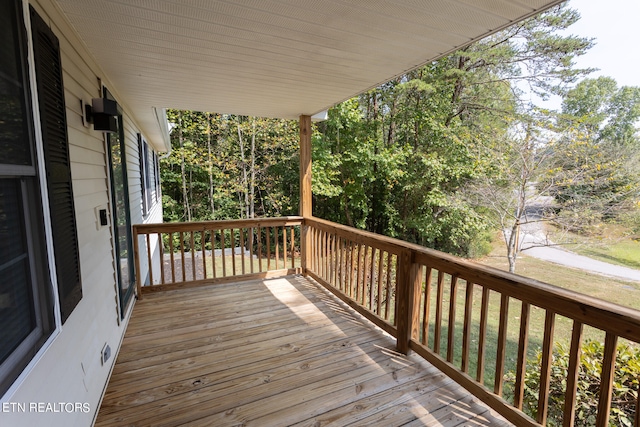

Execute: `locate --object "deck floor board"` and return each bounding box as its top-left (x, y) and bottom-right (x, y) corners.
top-left (96, 275), bottom-right (510, 426)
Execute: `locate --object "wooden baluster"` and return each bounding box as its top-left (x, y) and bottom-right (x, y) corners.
top-left (210, 230), bottom-right (217, 279)
top-left (266, 227), bottom-right (271, 271)
top-left (257, 226), bottom-right (263, 273)
top-left (230, 229), bottom-right (237, 275)
top-left (358, 244), bottom-right (366, 305)
top-left (314, 228), bottom-right (319, 273)
top-left (324, 231), bottom-right (329, 281)
top-left (158, 232), bottom-right (165, 284)
top-left (343, 239), bottom-right (349, 295)
top-left (190, 231), bottom-right (196, 281)
top-left (461, 280), bottom-right (474, 373)
top-left (316, 228), bottom-right (320, 273)
top-left (563, 321), bottom-right (583, 427)
top-left (221, 229), bottom-right (228, 277)
top-left (363, 246), bottom-right (371, 308)
top-left (476, 287), bottom-right (490, 384)
top-left (596, 333), bottom-right (618, 427)
top-left (384, 251), bottom-right (392, 321)
top-left (434, 271), bottom-right (445, 354)
top-left (146, 233), bottom-right (153, 285)
top-left (337, 237), bottom-right (343, 291)
top-left (376, 248), bottom-right (384, 315)
top-left (447, 275), bottom-right (459, 363)
top-left (422, 267), bottom-right (433, 346)
top-left (371, 249), bottom-right (384, 317)
top-left (326, 231), bottom-right (331, 280)
top-left (353, 242), bottom-right (359, 301)
top-left (494, 294), bottom-right (510, 396)
top-left (331, 235), bottom-right (336, 287)
top-left (318, 229), bottom-right (323, 277)
top-left (249, 227), bottom-right (254, 274)
top-left (343, 238), bottom-right (349, 293)
top-left (537, 310), bottom-right (556, 425)
top-left (357, 244), bottom-right (364, 303)
top-left (323, 230), bottom-right (328, 280)
top-left (325, 231), bottom-right (329, 281)
top-left (275, 227), bottom-right (280, 270)
top-left (369, 247), bottom-right (377, 311)
top-left (201, 230), bottom-right (207, 280)
top-left (239, 228), bottom-right (245, 275)
top-left (307, 228), bottom-right (316, 273)
top-left (168, 232), bottom-right (175, 283)
top-left (342, 237), bottom-right (347, 291)
top-left (514, 302), bottom-right (531, 409)
top-left (179, 231), bottom-right (186, 282)
top-left (283, 226), bottom-right (288, 273)
top-left (351, 242), bottom-right (358, 300)
top-left (290, 227), bottom-right (295, 270)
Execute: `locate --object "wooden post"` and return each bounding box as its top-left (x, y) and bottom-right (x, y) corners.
top-left (395, 249), bottom-right (421, 355)
top-left (299, 115), bottom-right (312, 275)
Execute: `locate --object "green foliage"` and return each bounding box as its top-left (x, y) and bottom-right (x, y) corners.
top-left (545, 126), bottom-right (640, 233)
top-left (162, 111), bottom-right (299, 222)
top-left (562, 77), bottom-right (640, 145)
top-left (509, 340), bottom-right (640, 427)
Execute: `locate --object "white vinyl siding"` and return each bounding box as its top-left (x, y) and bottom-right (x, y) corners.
top-left (2, 0), bottom-right (163, 425)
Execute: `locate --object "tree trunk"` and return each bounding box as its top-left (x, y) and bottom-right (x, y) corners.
top-left (237, 122), bottom-right (250, 219)
top-left (207, 112), bottom-right (215, 218)
top-left (179, 112), bottom-right (191, 222)
top-left (506, 219), bottom-right (519, 274)
top-left (445, 52), bottom-right (468, 127)
top-left (250, 118), bottom-right (256, 219)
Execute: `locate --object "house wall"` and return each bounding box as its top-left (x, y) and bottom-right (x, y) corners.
top-left (1, 0), bottom-right (163, 425)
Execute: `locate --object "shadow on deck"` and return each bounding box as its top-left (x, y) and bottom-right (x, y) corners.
top-left (95, 275), bottom-right (510, 426)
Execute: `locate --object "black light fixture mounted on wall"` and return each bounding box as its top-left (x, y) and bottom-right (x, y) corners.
top-left (83, 97), bottom-right (122, 133)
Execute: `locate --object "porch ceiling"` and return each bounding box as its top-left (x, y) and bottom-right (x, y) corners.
top-left (54, 0), bottom-right (564, 149)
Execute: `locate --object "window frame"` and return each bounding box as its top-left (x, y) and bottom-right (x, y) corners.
top-left (138, 133), bottom-right (154, 217)
top-left (105, 88), bottom-right (135, 319)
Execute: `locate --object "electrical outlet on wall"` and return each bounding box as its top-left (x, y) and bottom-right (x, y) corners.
top-left (94, 205), bottom-right (109, 230)
top-left (101, 344), bottom-right (111, 365)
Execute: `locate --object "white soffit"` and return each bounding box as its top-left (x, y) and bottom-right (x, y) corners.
top-left (54, 0), bottom-right (564, 148)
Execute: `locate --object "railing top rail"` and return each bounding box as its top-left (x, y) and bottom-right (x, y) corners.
top-left (306, 216), bottom-right (640, 342)
top-left (133, 216), bottom-right (304, 234)
top-left (412, 247), bottom-right (640, 342)
top-left (305, 216), bottom-right (408, 254)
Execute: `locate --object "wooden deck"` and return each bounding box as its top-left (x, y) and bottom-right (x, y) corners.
top-left (95, 275), bottom-right (511, 426)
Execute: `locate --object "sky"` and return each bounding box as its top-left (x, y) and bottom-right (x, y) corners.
top-left (566, 0), bottom-right (640, 87)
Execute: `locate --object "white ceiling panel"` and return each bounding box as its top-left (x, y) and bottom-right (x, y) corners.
top-left (53, 0), bottom-right (564, 149)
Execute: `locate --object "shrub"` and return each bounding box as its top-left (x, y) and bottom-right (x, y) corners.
top-left (507, 340), bottom-right (640, 426)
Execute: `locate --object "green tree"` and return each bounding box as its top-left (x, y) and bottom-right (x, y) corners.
top-left (162, 111), bottom-right (299, 222)
top-left (547, 77), bottom-right (640, 231)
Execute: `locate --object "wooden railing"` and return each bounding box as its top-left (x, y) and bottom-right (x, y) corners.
top-left (304, 216), bottom-right (640, 427)
top-left (133, 217), bottom-right (302, 295)
top-left (131, 215), bottom-right (640, 426)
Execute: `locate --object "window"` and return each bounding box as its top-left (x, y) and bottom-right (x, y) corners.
top-left (0, 0), bottom-right (56, 396)
top-left (138, 134), bottom-right (153, 216)
top-left (106, 89), bottom-right (135, 318)
top-left (153, 151), bottom-right (161, 202)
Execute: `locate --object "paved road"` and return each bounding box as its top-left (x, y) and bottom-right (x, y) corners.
top-left (517, 197), bottom-right (640, 283)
